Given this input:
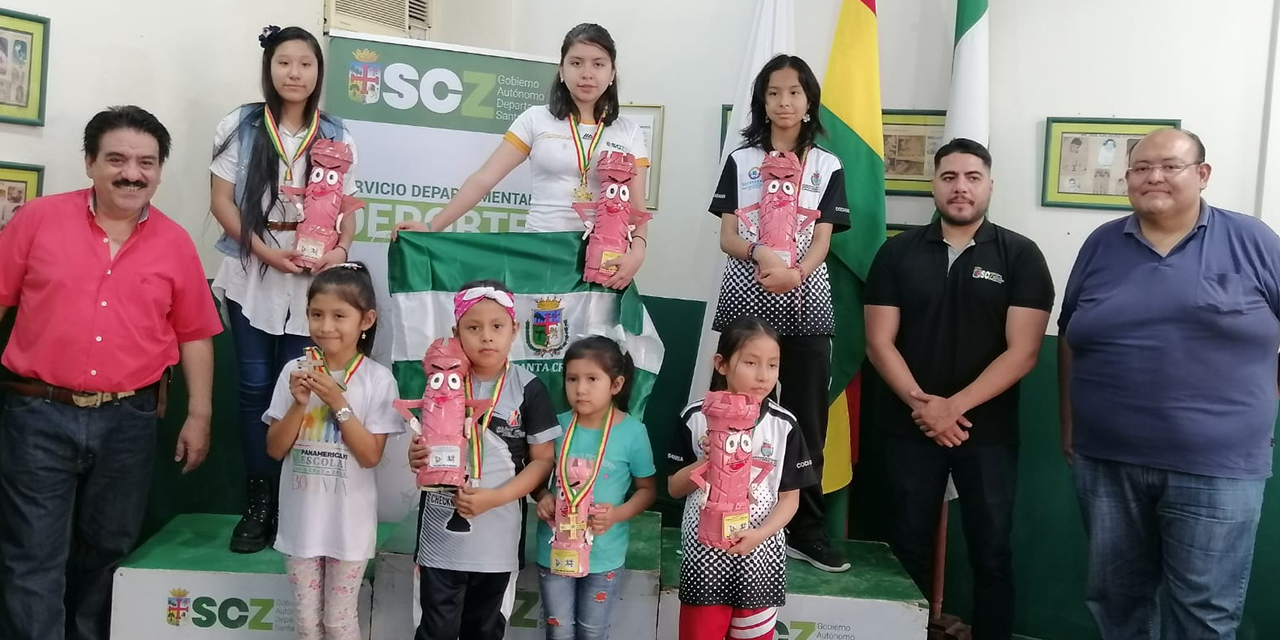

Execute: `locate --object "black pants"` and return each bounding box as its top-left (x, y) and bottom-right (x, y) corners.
top-left (415, 566), bottom-right (513, 640)
top-left (778, 335), bottom-right (832, 540)
top-left (884, 435), bottom-right (1018, 640)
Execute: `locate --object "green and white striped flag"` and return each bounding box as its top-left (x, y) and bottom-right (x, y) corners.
top-left (387, 232), bottom-right (664, 416)
top-left (943, 0), bottom-right (989, 145)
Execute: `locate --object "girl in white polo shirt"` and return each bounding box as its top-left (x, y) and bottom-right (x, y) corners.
top-left (393, 23), bottom-right (650, 290)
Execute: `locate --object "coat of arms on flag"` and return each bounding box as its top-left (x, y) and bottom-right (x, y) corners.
top-left (526, 297), bottom-right (569, 356)
top-left (166, 588), bottom-right (191, 626)
top-left (348, 48), bottom-right (382, 105)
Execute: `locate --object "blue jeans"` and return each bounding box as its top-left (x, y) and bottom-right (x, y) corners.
top-left (1074, 455), bottom-right (1266, 640)
top-left (537, 567), bottom-right (625, 640)
top-left (0, 391), bottom-right (159, 640)
top-left (225, 299), bottom-right (312, 477)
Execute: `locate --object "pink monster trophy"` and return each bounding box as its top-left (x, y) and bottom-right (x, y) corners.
top-left (571, 151), bottom-right (653, 285)
top-left (548, 458), bottom-right (607, 577)
top-left (393, 338), bottom-right (489, 488)
top-left (734, 150), bottom-right (820, 274)
top-left (281, 139), bottom-right (366, 271)
top-left (689, 391), bottom-right (773, 550)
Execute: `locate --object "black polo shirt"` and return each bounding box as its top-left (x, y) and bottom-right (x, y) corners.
top-left (864, 218), bottom-right (1054, 444)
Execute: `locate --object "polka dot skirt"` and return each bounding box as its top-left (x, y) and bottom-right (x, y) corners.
top-left (712, 218), bottom-right (835, 336)
top-left (677, 481), bottom-right (788, 608)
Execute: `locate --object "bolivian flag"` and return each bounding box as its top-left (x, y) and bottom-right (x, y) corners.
top-left (817, 0), bottom-right (886, 493)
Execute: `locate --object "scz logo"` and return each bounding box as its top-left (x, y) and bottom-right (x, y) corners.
top-left (972, 267), bottom-right (1005, 284)
top-left (776, 621), bottom-right (816, 640)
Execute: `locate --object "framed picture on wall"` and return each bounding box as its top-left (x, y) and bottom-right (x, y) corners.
top-left (0, 161), bottom-right (43, 231)
top-left (619, 103), bottom-right (665, 210)
top-left (882, 110), bottom-right (946, 196)
top-left (0, 9), bottom-right (50, 127)
top-left (1042, 117), bottom-right (1181, 210)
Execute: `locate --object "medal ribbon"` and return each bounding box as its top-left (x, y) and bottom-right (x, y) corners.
top-left (464, 364), bottom-right (510, 480)
top-left (338, 353), bottom-right (364, 389)
top-left (568, 113), bottom-right (606, 191)
top-left (264, 108), bottom-right (320, 183)
top-left (317, 350), bottom-right (363, 430)
top-left (558, 405), bottom-right (615, 513)
top-left (311, 347), bottom-right (364, 390)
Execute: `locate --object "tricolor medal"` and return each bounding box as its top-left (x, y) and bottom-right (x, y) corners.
top-left (550, 406), bottom-right (615, 577)
top-left (569, 113), bottom-right (605, 203)
top-left (463, 365), bottom-right (509, 481)
top-left (264, 108), bottom-right (320, 184)
top-left (321, 351), bottom-right (364, 431)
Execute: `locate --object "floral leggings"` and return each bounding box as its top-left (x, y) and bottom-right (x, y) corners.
top-left (285, 556), bottom-right (368, 640)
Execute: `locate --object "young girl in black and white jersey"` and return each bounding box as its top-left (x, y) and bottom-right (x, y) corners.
top-left (668, 316), bottom-right (817, 640)
top-left (707, 55), bottom-right (851, 573)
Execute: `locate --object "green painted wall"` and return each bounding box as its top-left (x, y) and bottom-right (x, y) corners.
top-left (635, 296), bottom-right (707, 520)
top-left (853, 336), bottom-right (1280, 640)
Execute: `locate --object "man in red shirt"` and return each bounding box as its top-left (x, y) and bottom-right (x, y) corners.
top-left (0, 105), bottom-right (223, 640)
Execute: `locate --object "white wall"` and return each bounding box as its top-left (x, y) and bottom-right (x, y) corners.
top-left (0, 0), bottom-right (324, 274)
top-left (433, 0), bottom-right (1280, 335)
top-left (431, 0), bottom-right (516, 51)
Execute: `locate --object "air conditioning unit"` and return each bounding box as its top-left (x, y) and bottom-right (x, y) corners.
top-left (325, 0), bottom-right (432, 38)
top-left (408, 0), bottom-right (432, 39)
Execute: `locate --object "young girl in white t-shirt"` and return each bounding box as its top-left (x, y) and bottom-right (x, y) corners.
top-left (393, 23), bottom-right (651, 290)
top-left (264, 263), bottom-right (403, 640)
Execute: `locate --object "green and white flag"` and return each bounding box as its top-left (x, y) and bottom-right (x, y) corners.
top-left (942, 0), bottom-right (989, 145)
top-left (387, 231), bottom-right (664, 416)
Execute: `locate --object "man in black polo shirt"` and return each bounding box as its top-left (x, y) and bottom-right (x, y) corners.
top-left (864, 138), bottom-right (1054, 640)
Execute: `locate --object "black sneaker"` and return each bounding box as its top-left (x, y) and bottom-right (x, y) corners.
top-left (787, 536), bottom-right (851, 573)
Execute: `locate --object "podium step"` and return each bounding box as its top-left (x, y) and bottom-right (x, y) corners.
top-left (368, 507), bottom-right (664, 640)
top-left (658, 527), bottom-right (929, 639)
top-left (121, 513), bottom-right (398, 577)
top-left (112, 514), bottom-right (929, 639)
top-left (112, 513), bottom-right (396, 639)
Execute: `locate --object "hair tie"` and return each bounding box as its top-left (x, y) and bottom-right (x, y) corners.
top-left (259, 25), bottom-right (281, 48)
top-left (453, 287), bottom-right (516, 323)
top-left (332, 262), bottom-right (364, 271)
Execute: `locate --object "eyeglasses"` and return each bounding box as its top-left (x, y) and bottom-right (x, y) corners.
top-left (1125, 162), bottom-right (1201, 179)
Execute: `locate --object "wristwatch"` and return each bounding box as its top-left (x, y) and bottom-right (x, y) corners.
top-left (334, 406), bottom-right (354, 423)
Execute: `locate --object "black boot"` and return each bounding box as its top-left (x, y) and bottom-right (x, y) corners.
top-left (229, 477), bottom-right (277, 554)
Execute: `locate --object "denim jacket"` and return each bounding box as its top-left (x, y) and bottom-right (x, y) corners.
top-left (213, 104), bottom-right (345, 257)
